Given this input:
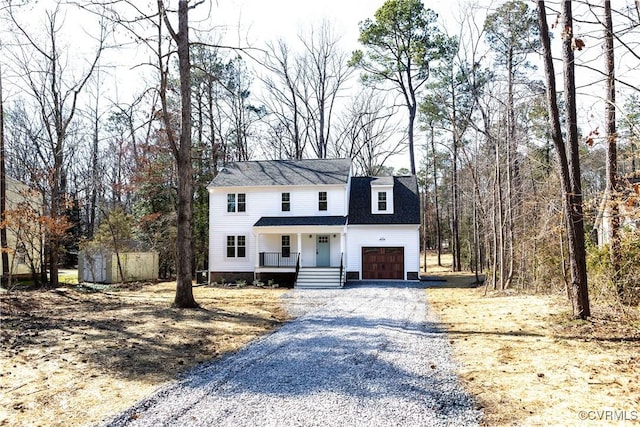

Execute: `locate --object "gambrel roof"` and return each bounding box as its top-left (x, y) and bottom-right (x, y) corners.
top-left (209, 158), bottom-right (352, 188)
top-left (348, 176), bottom-right (420, 225)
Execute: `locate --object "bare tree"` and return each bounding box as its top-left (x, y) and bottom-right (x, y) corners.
top-left (6, 2), bottom-right (105, 287)
top-left (538, 0), bottom-right (590, 319)
top-left (299, 21), bottom-right (354, 159)
top-left (260, 40), bottom-right (307, 160)
top-left (156, 0), bottom-right (199, 307)
top-left (601, 0), bottom-right (621, 294)
top-left (1, 65), bottom-right (8, 282)
top-left (333, 88), bottom-right (405, 175)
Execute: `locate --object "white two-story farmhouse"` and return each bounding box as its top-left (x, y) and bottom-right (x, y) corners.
top-left (207, 158), bottom-right (420, 287)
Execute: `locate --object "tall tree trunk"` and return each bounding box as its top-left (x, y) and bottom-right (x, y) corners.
top-left (158, 0), bottom-right (197, 308)
top-left (0, 67), bottom-right (8, 282)
top-left (491, 151), bottom-right (499, 291)
top-left (603, 0), bottom-right (621, 296)
top-left (48, 149), bottom-right (62, 288)
top-left (452, 134), bottom-right (461, 272)
top-left (408, 104), bottom-right (417, 175)
top-left (89, 78), bottom-right (100, 239)
top-left (538, 0), bottom-right (590, 318)
top-left (496, 140), bottom-right (506, 289)
top-left (450, 86), bottom-right (462, 272)
top-left (430, 129), bottom-right (442, 267)
top-left (562, 1), bottom-right (590, 318)
top-left (174, 0), bottom-right (196, 308)
top-left (504, 48), bottom-right (516, 289)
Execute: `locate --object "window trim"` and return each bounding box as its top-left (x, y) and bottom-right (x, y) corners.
top-left (226, 235), bottom-right (246, 258)
top-left (227, 193), bottom-right (236, 213)
top-left (371, 187), bottom-right (394, 214)
top-left (378, 191), bottom-right (387, 211)
top-left (281, 192), bottom-right (290, 212)
top-left (318, 191), bottom-right (327, 211)
top-left (237, 193), bottom-right (246, 212)
top-left (226, 235), bottom-right (236, 257)
top-left (237, 235), bottom-right (246, 257)
top-left (226, 193), bottom-right (247, 213)
top-left (281, 235), bottom-right (291, 258)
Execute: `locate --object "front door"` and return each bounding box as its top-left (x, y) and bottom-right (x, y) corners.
top-left (316, 235), bottom-right (330, 267)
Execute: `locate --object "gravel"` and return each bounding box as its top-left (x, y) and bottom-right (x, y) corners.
top-left (102, 281), bottom-right (482, 427)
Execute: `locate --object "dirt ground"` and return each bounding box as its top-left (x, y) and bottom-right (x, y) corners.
top-left (3, 264), bottom-right (640, 427)
top-left (424, 258), bottom-right (640, 426)
top-left (0, 282), bottom-right (288, 427)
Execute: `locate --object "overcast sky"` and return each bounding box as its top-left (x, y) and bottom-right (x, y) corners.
top-left (209, 0), bottom-right (461, 50)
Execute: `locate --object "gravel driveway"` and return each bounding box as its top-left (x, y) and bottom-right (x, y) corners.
top-left (103, 281), bottom-right (481, 427)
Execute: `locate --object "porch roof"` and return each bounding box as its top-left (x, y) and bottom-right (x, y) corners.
top-left (254, 216), bottom-right (347, 227)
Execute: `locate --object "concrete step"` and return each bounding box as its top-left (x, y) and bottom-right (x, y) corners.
top-left (295, 268), bottom-right (344, 289)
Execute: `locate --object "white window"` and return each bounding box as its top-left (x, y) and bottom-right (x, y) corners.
top-left (282, 235), bottom-right (291, 258)
top-left (227, 193), bottom-right (246, 213)
top-left (319, 191), bottom-right (327, 211)
top-left (378, 191), bottom-right (387, 211)
top-left (226, 235), bottom-right (246, 258)
top-left (371, 187), bottom-right (394, 214)
top-left (282, 193), bottom-right (290, 212)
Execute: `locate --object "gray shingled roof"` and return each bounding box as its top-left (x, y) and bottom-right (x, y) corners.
top-left (348, 176), bottom-right (420, 225)
top-left (209, 158), bottom-right (352, 187)
top-left (254, 216), bottom-right (347, 227)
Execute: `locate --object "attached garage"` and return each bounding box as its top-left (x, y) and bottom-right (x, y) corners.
top-left (362, 247), bottom-right (404, 280)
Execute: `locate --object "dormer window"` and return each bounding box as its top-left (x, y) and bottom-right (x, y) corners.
top-left (378, 192), bottom-right (387, 211)
top-left (371, 177), bottom-right (394, 214)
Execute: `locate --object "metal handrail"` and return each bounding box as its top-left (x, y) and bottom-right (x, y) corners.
top-left (339, 252), bottom-right (344, 287)
top-left (295, 252), bottom-right (301, 282)
top-left (259, 252), bottom-right (297, 268)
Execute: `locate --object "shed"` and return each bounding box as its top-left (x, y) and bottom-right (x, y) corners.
top-left (78, 251), bottom-right (159, 284)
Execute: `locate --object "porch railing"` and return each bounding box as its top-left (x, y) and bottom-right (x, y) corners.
top-left (259, 252), bottom-right (299, 268)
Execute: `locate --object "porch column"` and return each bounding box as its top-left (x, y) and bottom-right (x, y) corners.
top-left (254, 231), bottom-right (260, 269)
top-left (340, 231), bottom-right (346, 262)
top-left (297, 232), bottom-right (302, 265)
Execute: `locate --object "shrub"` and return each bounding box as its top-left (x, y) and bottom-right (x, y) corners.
top-left (587, 228), bottom-right (640, 306)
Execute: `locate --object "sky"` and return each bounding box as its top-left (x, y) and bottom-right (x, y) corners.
top-left (211, 0), bottom-right (404, 48)
top-left (202, 0), bottom-right (464, 170)
top-left (8, 0), bottom-right (635, 168)
top-left (208, 0), bottom-right (462, 51)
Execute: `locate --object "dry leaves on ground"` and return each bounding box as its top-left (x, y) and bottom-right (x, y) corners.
top-left (427, 274), bottom-right (640, 426)
top-left (0, 282), bottom-right (287, 427)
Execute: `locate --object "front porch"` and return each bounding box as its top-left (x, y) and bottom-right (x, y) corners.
top-left (253, 216), bottom-right (347, 273)
top-left (253, 216), bottom-right (347, 287)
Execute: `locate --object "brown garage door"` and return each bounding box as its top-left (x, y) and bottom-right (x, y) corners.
top-left (362, 247), bottom-right (404, 280)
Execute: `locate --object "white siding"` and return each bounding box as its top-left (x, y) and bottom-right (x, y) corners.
top-left (209, 184), bottom-right (347, 272)
top-left (345, 225), bottom-right (420, 278)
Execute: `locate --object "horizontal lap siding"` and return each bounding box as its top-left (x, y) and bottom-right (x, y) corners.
top-left (346, 225), bottom-right (419, 279)
top-left (209, 185), bottom-right (347, 272)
